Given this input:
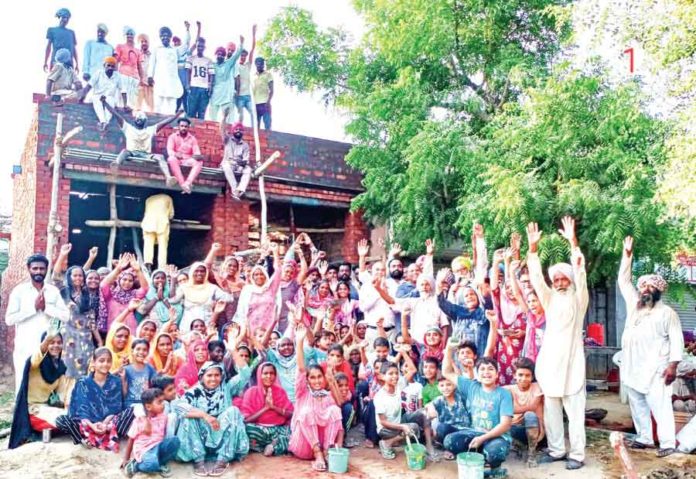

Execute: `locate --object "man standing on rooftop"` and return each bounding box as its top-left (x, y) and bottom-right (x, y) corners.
top-left (44, 8), bottom-right (78, 72)
top-left (148, 25), bottom-right (185, 115)
top-left (82, 23), bottom-right (114, 82)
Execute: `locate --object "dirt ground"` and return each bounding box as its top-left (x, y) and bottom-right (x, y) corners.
top-left (0, 388), bottom-right (694, 479)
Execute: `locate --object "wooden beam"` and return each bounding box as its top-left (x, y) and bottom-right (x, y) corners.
top-left (131, 228), bottom-right (144, 264)
top-left (63, 170), bottom-right (223, 194)
top-left (46, 112), bottom-right (63, 270)
top-left (85, 220), bottom-right (211, 231)
top-left (273, 227), bottom-right (345, 234)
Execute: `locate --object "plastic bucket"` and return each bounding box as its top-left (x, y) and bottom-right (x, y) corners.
top-left (328, 447), bottom-right (349, 474)
top-left (404, 435), bottom-right (426, 471)
top-left (457, 451), bottom-right (484, 479)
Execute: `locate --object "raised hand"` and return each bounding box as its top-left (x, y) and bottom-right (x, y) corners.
top-left (213, 299), bottom-right (226, 314)
top-left (526, 222), bottom-right (542, 251)
top-left (117, 253), bottom-right (131, 271)
top-left (485, 309), bottom-right (498, 323)
top-left (425, 238), bottom-right (435, 255)
top-left (473, 223), bottom-right (484, 239)
top-left (166, 264), bottom-right (178, 278)
top-left (295, 323), bottom-right (307, 343)
top-left (60, 243), bottom-right (72, 255)
top-left (389, 242), bottom-right (403, 258)
top-left (89, 246), bottom-right (98, 257)
top-left (128, 299), bottom-right (142, 312)
top-left (558, 216), bottom-right (576, 242)
top-left (510, 232), bottom-right (522, 252)
top-left (212, 242), bottom-right (222, 253)
top-left (184, 20), bottom-right (191, 30)
top-left (493, 249), bottom-right (504, 263)
top-left (317, 260), bottom-right (329, 276)
top-left (357, 239), bottom-right (369, 257)
top-left (503, 248), bottom-right (514, 263)
top-left (623, 236), bottom-right (633, 257)
top-left (129, 256), bottom-right (141, 272)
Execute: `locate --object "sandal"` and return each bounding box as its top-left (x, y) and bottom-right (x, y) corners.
top-left (426, 450), bottom-right (441, 462)
top-left (657, 448), bottom-right (676, 458)
top-left (193, 461), bottom-right (208, 477)
top-left (627, 440), bottom-right (650, 450)
top-left (312, 457), bottom-right (327, 472)
top-left (379, 440), bottom-right (396, 460)
top-left (443, 451), bottom-right (455, 461)
top-left (208, 460), bottom-right (228, 477)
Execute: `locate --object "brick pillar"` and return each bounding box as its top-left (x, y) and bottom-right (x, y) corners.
top-left (209, 194), bottom-right (250, 256)
top-left (342, 209), bottom-right (370, 264)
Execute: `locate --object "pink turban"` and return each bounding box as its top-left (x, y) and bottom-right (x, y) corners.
top-left (637, 274), bottom-right (667, 292)
top-left (549, 263), bottom-right (574, 283)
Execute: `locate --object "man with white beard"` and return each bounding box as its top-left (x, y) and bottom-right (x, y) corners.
top-left (618, 236), bottom-right (683, 457)
top-left (526, 216), bottom-right (588, 470)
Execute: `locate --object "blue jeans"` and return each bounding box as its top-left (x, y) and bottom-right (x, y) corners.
top-left (509, 411), bottom-right (539, 444)
top-left (136, 437), bottom-right (181, 473)
top-left (341, 401), bottom-right (354, 432)
top-left (187, 87), bottom-right (210, 119)
top-left (256, 103), bottom-right (271, 130)
top-left (443, 427), bottom-right (510, 468)
top-left (235, 95), bottom-right (252, 124)
top-left (177, 68), bottom-right (189, 111)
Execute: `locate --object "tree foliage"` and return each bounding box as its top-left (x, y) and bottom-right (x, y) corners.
top-left (262, 0), bottom-right (691, 285)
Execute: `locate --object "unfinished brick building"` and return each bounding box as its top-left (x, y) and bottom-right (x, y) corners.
top-left (0, 96), bottom-right (369, 374)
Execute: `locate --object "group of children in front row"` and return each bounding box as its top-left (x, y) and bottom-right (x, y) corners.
top-left (15, 302), bottom-right (545, 478)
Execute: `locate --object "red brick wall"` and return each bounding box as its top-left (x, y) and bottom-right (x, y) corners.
top-left (210, 195), bottom-right (250, 255)
top-left (342, 210), bottom-right (370, 265)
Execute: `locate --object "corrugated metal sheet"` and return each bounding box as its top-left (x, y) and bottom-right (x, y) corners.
top-left (664, 289), bottom-right (696, 333)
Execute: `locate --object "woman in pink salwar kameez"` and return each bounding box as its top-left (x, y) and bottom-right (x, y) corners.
top-left (234, 244), bottom-right (281, 334)
top-left (288, 324), bottom-right (344, 472)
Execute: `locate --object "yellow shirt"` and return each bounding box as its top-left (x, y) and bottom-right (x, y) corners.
top-left (141, 194), bottom-right (174, 234)
top-left (253, 70), bottom-right (273, 104)
top-left (28, 350), bottom-right (68, 405)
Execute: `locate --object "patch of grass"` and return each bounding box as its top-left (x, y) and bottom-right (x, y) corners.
top-left (0, 392), bottom-right (13, 405)
top-left (0, 418), bottom-right (10, 430)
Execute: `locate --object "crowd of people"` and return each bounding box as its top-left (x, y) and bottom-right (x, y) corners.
top-left (44, 9), bottom-right (273, 131)
top-left (5, 215), bottom-right (688, 477)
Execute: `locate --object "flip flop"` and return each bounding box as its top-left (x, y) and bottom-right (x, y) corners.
top-left (443, 451), bottom-right (455, 461)
top-left (379, 440), bottom-right (396, 460)
top-left (657, 448), bottom-right (676, 458)
top-left (312, 457), bottom-right (327, 472)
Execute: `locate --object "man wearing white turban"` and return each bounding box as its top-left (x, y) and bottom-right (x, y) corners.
top-left (526, 216), bottom-right (588, 470)
top-left (618, 236), bottom-right (683, 457)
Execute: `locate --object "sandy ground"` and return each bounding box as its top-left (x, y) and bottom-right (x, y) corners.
top-left (0, 388), bottom-right (694, 479)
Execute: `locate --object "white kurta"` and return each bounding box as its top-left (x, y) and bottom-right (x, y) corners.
top-left (5, 281), bottom-right (69, 393)
top-left (148, 45), bottom-right (183, 100)
top-left (618, 254), bottom-right (683, 393)
top-left (528, 247), bottom-right (588, 398)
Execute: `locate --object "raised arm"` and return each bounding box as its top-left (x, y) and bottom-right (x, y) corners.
top-left (295, 324), bottom-right (308, 373)
top-left (83, 246), bottom-right (99, 271)
top-left (506, 253), bottom-right (528, 313)
top-left (101, 97), bottom-right (127, 127)
top-left (525, 222), bottom-right (552, 308)
top-left (155, 108), bottom-right (184, 132)
top-left (101, 254), bottom-right (131, 290)
top-left (472, 223), bottom-right (488, 288)
top-left (442, 342), bottom-right (460, 385)
top-left (423, 239), bottom-right (435, 277)
top-left (248, 24), bottom-right (257, 63)
top-left (618, 236), bottom-right (639, 306)
top-left (357, 239), bottom-right (369, 273)
top-left (558, 216), bottom-right (588, 310)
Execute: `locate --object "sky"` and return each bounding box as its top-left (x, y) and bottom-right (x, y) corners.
top-left (0, 0), bottom-right (364, 215)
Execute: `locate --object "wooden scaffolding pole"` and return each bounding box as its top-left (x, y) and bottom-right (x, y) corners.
top-left (46, 113), bottom-right (82, 271)
top-left (107, 184), bottom-right (117, 265)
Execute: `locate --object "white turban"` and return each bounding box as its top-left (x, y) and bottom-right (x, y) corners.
top-left (549, 263), bottom-right (574, 283)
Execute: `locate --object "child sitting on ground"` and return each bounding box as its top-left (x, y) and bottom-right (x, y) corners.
top-left (442, 344), bottom-right (513, 478)
top-left (374, 361), bottom-right (439, 462)
top-left (425, 376), bottom-right (470, 460)
top-left (122, 339), bottom-right (157, 409)
top-left (122, 388), bottom-right (181, 477)
top-left (503, 357), bottom-right (544, 467)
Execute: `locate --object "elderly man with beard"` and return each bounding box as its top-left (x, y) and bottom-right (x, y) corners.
top-left (5, 254), bottom-right (70, 394)
top-left (103, 99), bottom-right (182, 186)
top-left (526, 216), bottom-right (588, 470)
top-left (619, 236), bottom-right (683, 457)
top-left (357, 240), bottom-right (397, 343)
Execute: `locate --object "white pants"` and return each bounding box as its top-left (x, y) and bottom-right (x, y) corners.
top-left (544, 389), bottom-right (586, 462)
top-left (221, 161), bottom-right (252, 196)
top-left (92, 96), bottom-right (115, 125)
top-left (155, 96), bottom-right (177, 115)
top-left (626, 377), bottom-right (675, 449)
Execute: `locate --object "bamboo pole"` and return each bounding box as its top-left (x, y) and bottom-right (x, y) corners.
top-left (107, 184), bottom-right (117, 264)
top-left (45, 113), bottom-right (64, 270)
top-left (249, 65), bottom-right (267, 240)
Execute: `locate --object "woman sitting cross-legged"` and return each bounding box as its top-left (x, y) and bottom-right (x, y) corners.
top-left (239, 362), bottom-right (294, 456)
top-left (56, 347), bottom-right (135, 451)
top-left (288, 324), bottom-right (345, 472)
top-left (174, 341), bottom-right (252, 477)
top-left (9, 331), bottom-right (69, 449)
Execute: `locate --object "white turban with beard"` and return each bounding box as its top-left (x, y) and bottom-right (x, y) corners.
top-left (549, 263), bottom-right (574, 286)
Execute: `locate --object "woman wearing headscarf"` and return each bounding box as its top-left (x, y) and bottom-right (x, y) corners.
top-left (137, 268), bottom-right (182, 327)
top-left (60, 266), bottom-right (102, 395)
top-left (98, 254), bottom-right (148, 334)
top-left (174, 338), bottom-right (209, 395)
top-left (171, 262), bottom-right (229, 333)
top-left (240, 362), bottom-right (294, 456)
top-left (148, 331), bottom-right (183, 376)
top-left (491, 250), bottom-right (527, 385)
top-left (9, 332), bottom-right (69, 449)
top-left (436, 268), bottom-right (498, 359)
top-left (105, 320), bottom-right (133, 373)
top-left (235, 243), bottom-right (281, 333)
top-left (175, 358), bottom-right (252, 477)
top-left (114, 26), bottom-right (143, 109)
top-left (265, 336), bottom-right (301, 403)
top-left (204, 243), bottom-right (246, 325)
top-left (56, 348), bottom-right (134, 451)
top-left (334, 280), bottom-right (359, 328)
top-left (306, 279), bottom-right (337, 330)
